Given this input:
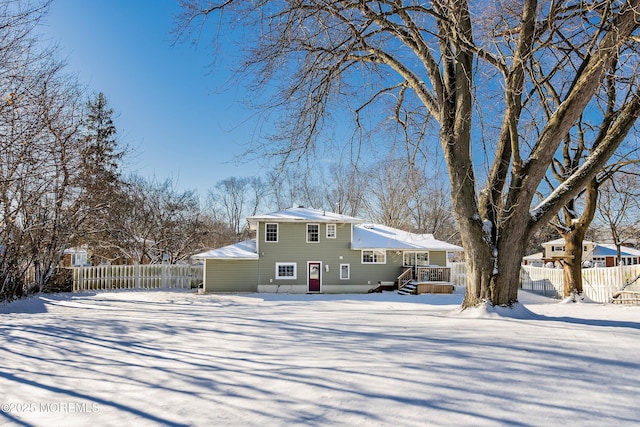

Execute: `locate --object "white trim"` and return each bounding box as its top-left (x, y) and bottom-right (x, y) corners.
top-left (361, 249), bottom-right (386, 264)
top-left (402, 251), bottom-right (430, 267)
top-left (306, 223), bottom-right (320, 243)
top-left (307, 261), bottom-right (322, 292)
top-left (339, 263), bottom-right (350, 280)
top-left (326, 223), bottom-right (337, 239)
top-left (275, 262), bottom-right (296, 279)
top-left (265, 223), bottom-right (278, 242)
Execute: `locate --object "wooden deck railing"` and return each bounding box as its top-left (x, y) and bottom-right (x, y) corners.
top-left (397, 267), bottom-right (414, 288)
top-left (397, 266), bottom-right (452, 288)
top-left (416, 266), bottom-right (451, 282)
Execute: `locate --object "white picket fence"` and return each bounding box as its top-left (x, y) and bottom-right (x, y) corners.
top-left (448, 262), bottom-right (639, 303)
top-left (520, 264), bottom-right (640, 303)
top-left (72, 264), bottom-right (203, 292)
top-left (449, 262), bottom-right (467, 287)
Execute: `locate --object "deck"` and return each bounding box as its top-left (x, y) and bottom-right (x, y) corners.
top-left (397, 266), bottom-right (454, 294)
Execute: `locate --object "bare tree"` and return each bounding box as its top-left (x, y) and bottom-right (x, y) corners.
top-left (178, 1), bottom-right (640, 307)
top-left (597, 169), bottom-right (640, 260)
top-left (0, 0), bottom-right (95, 299)
top-left (268, 162), bottom-right (365, 216)
top-left (207, 176), bottom-right (266, 240)
top-left (104, 175), bottom-right (209, 264)
top-left (360, 158), bottom-right (415, 228)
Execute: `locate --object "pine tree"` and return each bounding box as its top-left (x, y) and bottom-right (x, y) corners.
top-left (78, 92), bottom-right (125, 262)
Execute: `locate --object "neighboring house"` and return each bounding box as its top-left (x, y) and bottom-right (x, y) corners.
top-left (523, 238), bottom-right (640, 267)
top-left (62, 247), bottom-right (91, 267)
top-left (193, 207), bottom-right (463, 294)
top-left (522, 252), bottom-right (545, 267)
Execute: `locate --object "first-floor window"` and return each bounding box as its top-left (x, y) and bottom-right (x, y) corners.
top-left (276, 262), bottom-right (297, 279)
top-left (340, 264), bottom-right (350, 280)
top-left (362, 250), bottom-right (386, 264)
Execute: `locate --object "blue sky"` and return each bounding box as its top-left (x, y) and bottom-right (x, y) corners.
top-left (42, 0), bottom-right (262, 196)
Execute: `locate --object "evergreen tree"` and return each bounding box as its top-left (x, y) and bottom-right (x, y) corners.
top-left (78, 92), bottom-right (125, 261)
top-left (81, 92), bottom-right (121, 195)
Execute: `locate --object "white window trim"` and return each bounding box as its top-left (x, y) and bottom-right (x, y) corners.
top-left (339, 263), bottom-right (350, 280)
top-left (326, 223), bottom-right (337, 239)
top-left (275, 262), bottom-right (297, 280)
top-left (71, 253), bottom-right (88, 266)
top-left (307, 223), bottom-right (320, 243)
top-left (265, 223), bottom-right (278, 242)
top-left (361, 249), bottom-right (386, 264)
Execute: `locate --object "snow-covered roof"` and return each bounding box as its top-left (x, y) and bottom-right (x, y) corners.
top-left (192, 240), bottom-right (258, 260)
top-left (523, 252), bottom-right (543, 260)
top-left (351, 224), bottom-right (463, 251)
top-left (248, 207), bottom-right (363, 230)
top-left (64, 246), bottom-right (89, 254)
top-left (543, 238), bottom-right (596, 246)
top-left (541, 239), bottom-right (640, 257)
top-left (592, 244), bottom-right (640, 257)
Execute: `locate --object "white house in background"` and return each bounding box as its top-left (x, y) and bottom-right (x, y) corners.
top-left (522, 238), bottom-right (640, 268)
top-left (193, 207), bottom-right (463, 294)
top-left (63, 246), bottom-right (91, 267)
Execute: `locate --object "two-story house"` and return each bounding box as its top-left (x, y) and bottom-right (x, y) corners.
top-left (522, 238), bottom-right (640, 267)
top-left (193, 207), bottom-right (463, 294)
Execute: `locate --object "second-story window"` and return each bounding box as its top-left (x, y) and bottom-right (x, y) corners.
top-left (307, 224), bottom-right (319, 243)
top-left (265, 223), bottom-right (278, 242)
top-left (326, 224), bottom-right (337, 239)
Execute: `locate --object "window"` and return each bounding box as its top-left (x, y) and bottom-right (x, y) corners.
top-left (403, 252), bottom-right (429, 267)
top-left (326, 224), bottom-right (337, 239)
top-left (362, 250), bottom-right (386, 264)
top-left (340, 264), bottom-right (350, 280)
top-left (71, 252), bottom-right (87, 266)
top-left (276, 262), bottom-right (297, 279)
top-left (551, 245), bottom-right (565, 252)
top-left (265, 223), bottom-right (278, 242)
top-left (307, 224), bottom-right (319, 242)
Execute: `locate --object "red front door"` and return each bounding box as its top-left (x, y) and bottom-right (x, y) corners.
top-left (308, 262), bottom-right (321, 292)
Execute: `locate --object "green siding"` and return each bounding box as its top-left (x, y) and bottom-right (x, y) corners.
top-left (258, 221), bottom-right (403, 291)
top-left (429, 251), bottom-right (447, 266)
top-left (204, 258), bottom-right (258, 292)
top-left (204, 221), bottom-right (452, 293)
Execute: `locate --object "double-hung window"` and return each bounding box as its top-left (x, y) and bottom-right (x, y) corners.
top-left (307, 224), bottom-right (319, 243)
top-left (265, 223), bottom-right (278, 242)
top-left (362, 250), bottom-right (386, 264)
top-left (326, 224), bottom-right (337, 239)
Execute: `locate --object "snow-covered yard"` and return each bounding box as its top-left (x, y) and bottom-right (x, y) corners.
top-left (1, 289), bottom-right (639, 426)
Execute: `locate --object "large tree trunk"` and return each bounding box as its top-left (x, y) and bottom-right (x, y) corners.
top-left (558, 179), bottom-right (598, 297)
top-left (562, 230), bottom-right (586, 297)
top-left (460, 200), bottom-right (531, 309)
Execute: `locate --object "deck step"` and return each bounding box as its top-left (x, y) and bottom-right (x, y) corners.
top-left (398, 283), bottom-right (417, 295)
